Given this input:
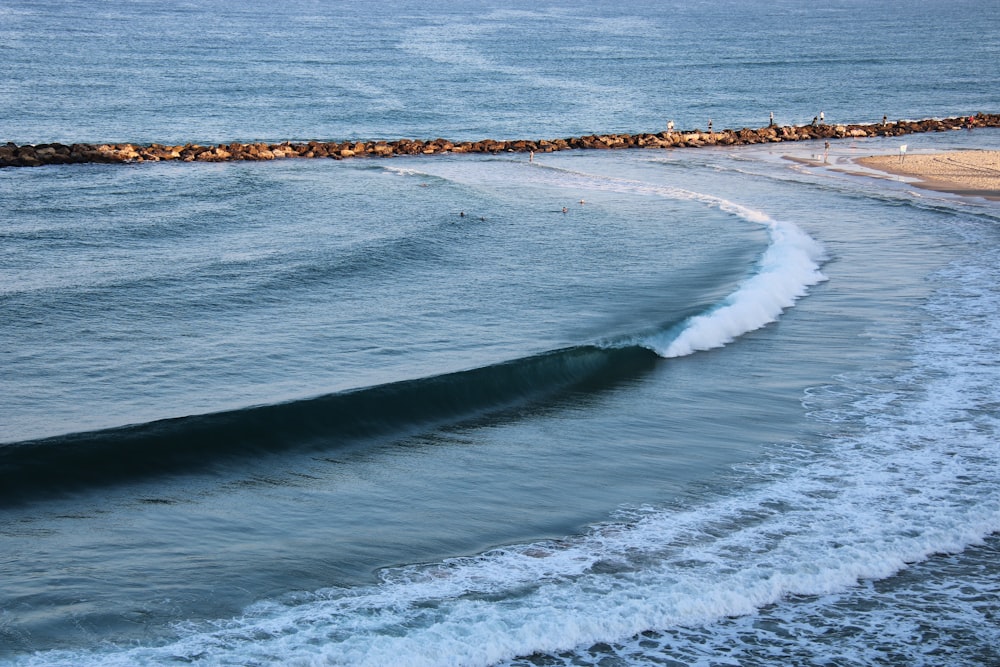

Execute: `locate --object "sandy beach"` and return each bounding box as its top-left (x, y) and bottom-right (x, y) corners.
top-left (856, 150), bottom-right (1000, 200)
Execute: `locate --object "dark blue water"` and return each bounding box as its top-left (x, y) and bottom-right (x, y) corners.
top-left (2, 1), bottom-right (1000, 665)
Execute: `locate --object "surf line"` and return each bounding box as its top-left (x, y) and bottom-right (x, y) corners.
top-left (533, 166), bottom-right (828, 358)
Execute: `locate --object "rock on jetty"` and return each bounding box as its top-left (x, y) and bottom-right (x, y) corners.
top-left (2, 115), bottom-right (997, 169)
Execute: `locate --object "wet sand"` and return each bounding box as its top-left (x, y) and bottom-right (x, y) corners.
top-left (856, 150), bottom-right (1000, 200)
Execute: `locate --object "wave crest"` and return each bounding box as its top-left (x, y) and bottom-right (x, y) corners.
top-left (644, 214), bottom-right (826, 358)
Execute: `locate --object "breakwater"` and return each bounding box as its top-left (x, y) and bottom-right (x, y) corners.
top-left (2, 114), bottom-right (997, 168)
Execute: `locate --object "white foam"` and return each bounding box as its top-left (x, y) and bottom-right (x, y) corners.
top-left (382, 166), bottom-right (427, 177)
top-left (647, 214), bottom-right (826, 357)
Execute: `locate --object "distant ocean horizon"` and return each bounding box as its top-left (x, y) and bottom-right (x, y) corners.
top-left (3, 1), bottom-right (1000, 665)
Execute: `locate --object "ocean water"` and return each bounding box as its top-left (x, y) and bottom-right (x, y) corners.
top-left (2, 1), bottom-right (1000, 665)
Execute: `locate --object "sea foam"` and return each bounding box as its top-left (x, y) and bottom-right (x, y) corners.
top-left (646, 211), bottom-right (827, 357)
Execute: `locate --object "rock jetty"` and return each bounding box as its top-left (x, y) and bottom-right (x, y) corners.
top-left (2, 114), bottom-right (997, 169)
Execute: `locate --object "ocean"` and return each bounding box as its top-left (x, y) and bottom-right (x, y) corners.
top-left (2, 0), bottom-right (1000, 665)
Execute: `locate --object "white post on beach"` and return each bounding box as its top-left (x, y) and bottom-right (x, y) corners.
top-left (899, 144), bottom-right (907, 164)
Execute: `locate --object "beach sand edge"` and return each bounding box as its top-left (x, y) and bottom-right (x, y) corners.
top-left (854, 150), bottom-right (1000, 201)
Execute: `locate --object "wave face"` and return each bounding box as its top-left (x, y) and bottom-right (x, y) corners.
top-left (0, 345), bottom-right (657, 505)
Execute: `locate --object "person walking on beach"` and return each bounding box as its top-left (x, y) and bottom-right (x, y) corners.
top-left (899, 144), bottom-right (907, 164)
top-left (824, 141), bottom-right (830, 163)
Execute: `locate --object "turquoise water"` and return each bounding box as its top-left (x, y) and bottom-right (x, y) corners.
top-left (2, 1), bottom-right (1000, 665)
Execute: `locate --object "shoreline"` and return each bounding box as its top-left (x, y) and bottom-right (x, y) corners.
top-left (855, 150), bottom-right (1000, 201)
top-left (1, 114), bottom-right (998, 169)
